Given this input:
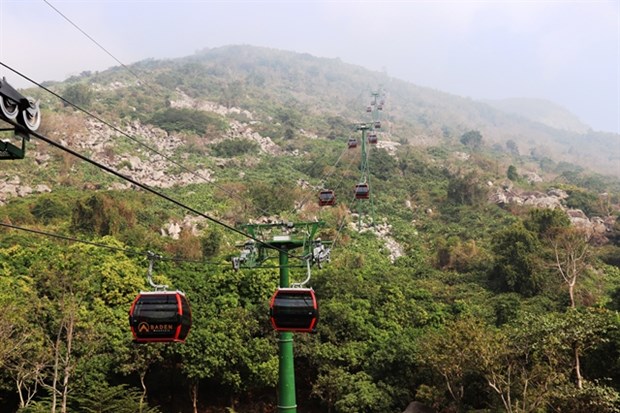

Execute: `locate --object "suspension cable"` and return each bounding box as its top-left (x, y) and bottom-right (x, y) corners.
top-left (0, 111), bottom-right (296, 258)
top-left (0, 221), bottom-right (228, 265)
top-left (0, 61), bottom-right (257, 214)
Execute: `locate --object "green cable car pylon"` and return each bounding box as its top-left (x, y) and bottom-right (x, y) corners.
top-left (232, 221), bottom-right (331, 413)
top-left (354, 123), bottom-right (376, 229)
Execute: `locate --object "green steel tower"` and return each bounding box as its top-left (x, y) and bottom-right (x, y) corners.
top-left (235, 222), bottom-right (326, 413)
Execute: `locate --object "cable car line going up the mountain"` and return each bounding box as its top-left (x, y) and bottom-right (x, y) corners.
top-left (353, 89), bottom-right (387, 228)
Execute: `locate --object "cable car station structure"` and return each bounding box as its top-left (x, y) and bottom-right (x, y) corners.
top-left (0, 77), bottom-right (42, 160)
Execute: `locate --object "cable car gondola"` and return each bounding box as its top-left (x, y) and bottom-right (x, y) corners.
top-left (347, 137), bottom-right (358, 149)
top-left (354, 183), bottom-right (370, 199)
top-left (366, 106), bottom-right (372, 113)
top-left (129, 291), bottom-right (192, 343)
top-left (368, 133), bottom-right (378, 144)
top-left (269, 288), bottom-right (318, 333)
top-left (318, 189), bottom-right (336, 206)
top-left (374, 121), bottom-right (381, 129)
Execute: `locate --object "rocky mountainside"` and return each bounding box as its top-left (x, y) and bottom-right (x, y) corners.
top-left (23, 45), bottom-right (619, 177)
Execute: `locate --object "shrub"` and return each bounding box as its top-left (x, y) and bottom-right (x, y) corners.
top-left (149, 108), bottom-right (227, 135)
top-left (211, 138), bottom-right (259, 158)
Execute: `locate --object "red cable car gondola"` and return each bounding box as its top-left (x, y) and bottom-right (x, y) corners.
top-left (355, 183), bottom-right (370, 199)
top-left (129, 291), bottom-right (192, 343)
top-left (347, 137), bottom-right (358, 149)
top-left (368, 133), bottom-right (378, 144)
top-left (318, 189), bottom-right (336, 206)
top-left (269, 288), bottom-right (318, 333)
top-left (374, 121), bottom-right (381, 129)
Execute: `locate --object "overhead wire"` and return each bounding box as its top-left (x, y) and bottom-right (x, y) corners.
top-left (36, 2), bottom-right (363, 226)
top-left (33, 2), bottom-right (265, 216)
top-left (0, 60), bottom-right (257, 214)
top-left (0, 221), bottom-right (141, 256)
top-left (0, 222), bottom-right (306, 270)
top-left (0, 77), bottom-right (297, 262)
top-left (292, 143), bottom-right (349, 214)
top-left (41, 0), bottom-right (158, 96)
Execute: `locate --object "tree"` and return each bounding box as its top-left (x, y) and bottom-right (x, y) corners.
top-left (312, 368), bottom-right (391, 413)
top-left (507, 165), bottom-right (519, 181)
top-left (506, 140), bottom-right (519, 156)
top-left (0, 248), bottom-right (49, 409)
top-left (548, 227), bottom-right (593, 390)
top-left (63, 83), bottom-right (93, 107)
top-left (447, 172), bottom-right (488, 206)
top-left (551, 228), bottom-right (591, 309)
top-left (525, 208), bottom-right (570, 239)
top-left (247, 178), bottom-right (296, 215)
top-left (220, 79), bottom-right (244, 108)
top-left (489, 224), bottom-right (543, 297)
top-left (149, 108), bottom-right (227, 135)
top-left (70, 383), bottom-right (162, 413)
top-left (418, 316), bottom-right (490, 409)
top-left (172, 266), bottom-right (277, 413)
top-left (460, 130), bottom-right (483, 150)
top-left (71, 193), bottom-right (136, 236)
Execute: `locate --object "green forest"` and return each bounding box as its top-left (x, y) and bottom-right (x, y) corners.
top-left (1, 46), bottom-right (619, 413)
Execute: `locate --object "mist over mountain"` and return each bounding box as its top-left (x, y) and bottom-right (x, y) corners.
top-left (483, 97), bottom-right (591, 134)
top-left (138, 45), bottom-right (617, 176)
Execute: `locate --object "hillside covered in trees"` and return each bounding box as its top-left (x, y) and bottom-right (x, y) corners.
top-left (1, 45), bottom-right (619, 413)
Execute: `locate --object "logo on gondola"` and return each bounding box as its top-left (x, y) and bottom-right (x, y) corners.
top-left (137, 322), bottom-right (174, 334)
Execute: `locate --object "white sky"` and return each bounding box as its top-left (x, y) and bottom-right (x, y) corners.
top-left (1, 0), bottom-right (618, 134)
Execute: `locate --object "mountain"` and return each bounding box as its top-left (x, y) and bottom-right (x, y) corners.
top-left (148, 46), bottom-right (619, 176)
top-left (1, 45), bottom-right (620, 413)
top-left (25, 45), bottom-right (615, 177)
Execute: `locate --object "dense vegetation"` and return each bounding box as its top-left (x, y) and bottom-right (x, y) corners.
top-left (1, 46), bottom-right (619, 413)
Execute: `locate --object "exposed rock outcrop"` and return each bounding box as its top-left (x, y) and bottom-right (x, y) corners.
top-left (489, 185), bottom-right (616, 242)
top-left (351, 218), bottom-right (404, 263)
top-left (0, 175), bottom-right (51, 205)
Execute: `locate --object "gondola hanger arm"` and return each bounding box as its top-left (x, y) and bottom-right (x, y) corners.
top-left (290, 259), bottom-right (312, 288)
top-left (146, 251), bottom-right (168, 291)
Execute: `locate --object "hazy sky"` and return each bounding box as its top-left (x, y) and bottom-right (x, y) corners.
top-left (1, 0), bottom-right (618, 134)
